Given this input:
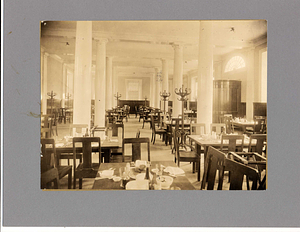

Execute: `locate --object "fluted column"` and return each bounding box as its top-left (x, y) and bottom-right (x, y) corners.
top-left (106, 56), bottom-right (113, 110)
top-left (41, 51), bottom-right (49, 114)
top-left (246, 48), bottom-right (255, 120)
top-left (197, 21), bottom-right (213, 133)
top-left (172, 44), bottom-right (184, 117)
top-left (73, 21), bottom-right (92, 131)
top-left (95, 38), bottom-right (108, 128)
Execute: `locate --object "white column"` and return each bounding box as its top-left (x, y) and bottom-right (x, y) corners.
top-left (162, 59), bottom-right (169, 113)
top-left (155, 69), bottom-right (161, 108)
top-left (172, 43), bottom-right (184, 117)
top-left (197, 21), bottom-right (213, 133)
top-left (112, 67), bottom-right (117, 107)
top-left (62, 63), bottom-right (67, 108)
top-left (106, 56), bottom-right (113, 110)
top-left (73, 21), bottom-right (93, 131)
top-left (95, 38), bottom-right (108, 128)
top-left (151, 72), bottom-right (156, 107)
top-left (41, 51), bottom-right (49, 114)
top-left (246, 48), bottom-right (255, 120)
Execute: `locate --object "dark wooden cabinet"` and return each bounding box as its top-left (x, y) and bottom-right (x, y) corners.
top-left (213, 80), bottom-right (241, 123)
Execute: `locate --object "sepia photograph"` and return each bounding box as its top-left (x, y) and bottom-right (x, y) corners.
top-left (40, 20), bottom-right (267, 191)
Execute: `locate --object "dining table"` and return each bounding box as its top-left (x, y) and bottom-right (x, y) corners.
top-left (92, 161), bottom-right (196, 190)
top-left (55, 137), bottom-right (121, 164)
top-left (232, 120), bottom-right (256, 133)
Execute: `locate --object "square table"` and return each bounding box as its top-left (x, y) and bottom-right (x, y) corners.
top-left (232, 121), bottom-right (256, 133)
top-left (92, 161), bottom-right (196, 190)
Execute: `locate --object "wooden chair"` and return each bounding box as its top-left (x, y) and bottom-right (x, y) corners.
top-left (229, 151), bottom-right (267, 190)
top-left (220, 134), bottom-right (244, 153)
top-left (41, 138), bottom-right (72, 189)
top-left (190, 123), bottom-right (206, 136)
top-left (223, 115), bottom-right (233, 134)
top-left (150, 115), bottom-right (167, 144)
top-left (122, 138), bottom-right (150, 162)
top-left (58, 108), bottom-right (67, 124)
top-left (201, 147), bottom-right (260, 190)
top-left (174, 130), bottom-right (200, 181)
top-left (210, 123), bottom-right (226, 135)
top-left (110, 123), bottom-right (124, 156)
top-left (142, 110), bottom-right (152, 129)
top-left (224, 158), bottom-right (259, 190)
top-left (73, 137), bottom-right (101, 189)
top-left (246, 117), bottom-right (266, 135)
top-left (201, 146), bottom-right (226, 190)
top-left (248, 134), bottom-right (267, 156)
top-left (50, 113), bottom-right (58, 136)
top-left (41, 167), bottom-right (60, 189)
top-left (41, 127), bottom-right (51, 139)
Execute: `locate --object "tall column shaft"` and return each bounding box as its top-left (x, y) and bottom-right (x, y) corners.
top-left (197, 21), bottom-right (213, 133)
top-left (73, 21), bottom-right (92, 131)
top-left (41, 52), bottom-right (49, 114)
top-left (162, 59), bottom-right (169, 113)
top-left (151, 73), bottom-right (156, 107)
top-left (112, 67), bottom-right (117, 107)
top-left (95, 39), bottom-right (108, 127)
top-left (106, 57), bottom-right (113, 110)
top-left (173, 44), bottom-right (184, 117)
top-left (62, 63), bottom-right (67, 108)
top-left (246, 48), bottom-right (255, 120)
top-left (155, 69), bottom-right (161, 108)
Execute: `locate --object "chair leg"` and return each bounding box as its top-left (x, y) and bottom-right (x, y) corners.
top-left (79, 178), bottom-right (82, 189)
top-left (67, 170), bottom-right (72, 189)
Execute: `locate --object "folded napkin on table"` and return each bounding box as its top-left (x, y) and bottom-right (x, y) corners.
top-left (164, 166), bottom-right (185, 176)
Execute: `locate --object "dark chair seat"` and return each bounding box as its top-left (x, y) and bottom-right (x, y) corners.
top-left (177, 150), bottom-right (198, 159)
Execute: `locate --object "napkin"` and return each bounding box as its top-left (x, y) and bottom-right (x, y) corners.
top-left (164, 166), bottom-right (185, 176)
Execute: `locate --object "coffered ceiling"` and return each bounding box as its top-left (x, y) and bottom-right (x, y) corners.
top-left (40, 20), bottom-right (267, 77)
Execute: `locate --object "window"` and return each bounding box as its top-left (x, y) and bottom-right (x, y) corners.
top-left (125, 79), bottom-right (142, 100)
top-left (224, 56), bottom-right (245, 72)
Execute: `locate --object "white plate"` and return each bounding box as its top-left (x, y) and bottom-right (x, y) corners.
top-left (126, 180), bottom-right (149, 190)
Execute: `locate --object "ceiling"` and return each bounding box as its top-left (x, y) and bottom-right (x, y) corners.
top-left (40, 20), bottom-right (267, 77)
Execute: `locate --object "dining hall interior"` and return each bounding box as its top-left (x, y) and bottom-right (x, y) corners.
top-left (40, 20), bottom-right (267, 191)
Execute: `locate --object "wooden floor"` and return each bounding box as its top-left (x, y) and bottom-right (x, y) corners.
top-left (55, 115), bottom-right (246, 190)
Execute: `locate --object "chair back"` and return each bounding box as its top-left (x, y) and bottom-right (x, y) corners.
top-left (41, 127), bottom-right (51, 139)
top-left (173, 130), bottom-right (182, 164)
top-left (248, 134), bottom-right (267, 155)
top-left (221, 134), bottom-right (244, 153)
top-left (223, 115), bottom-right (233, 134)
top-left (122, 138), bottom-right (150, 162)
top-left (73, 137), bottom-right (101, 168)
top-left (190, 123), bottom-right (206, 135)
top-left (224, 158), bottom-right (259, 190)
top-left (111, 123), bottom-right (124, 139)
top-left (201, 146), bottom-right (226, 190)
top-left (254, 117), bottom-right (266, 134)
top-left (41, 138), bottom-right (57, 173)
top-left (69, 124), bottom-right (89, 137)
top-left (210, 123), bottom-right (225, 135)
